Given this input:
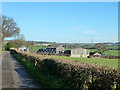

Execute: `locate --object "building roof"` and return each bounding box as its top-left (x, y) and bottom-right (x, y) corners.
top-left (93, 53), bottom-right (101, 56)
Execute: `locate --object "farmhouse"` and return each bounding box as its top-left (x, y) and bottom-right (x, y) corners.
top-left (69, 48), bottom-right (90, 58)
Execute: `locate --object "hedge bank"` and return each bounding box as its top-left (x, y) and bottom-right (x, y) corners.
top-left (10, 49), bottom-right (120, 89)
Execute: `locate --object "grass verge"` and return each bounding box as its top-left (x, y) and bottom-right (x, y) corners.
top-left (12, 52), bottom-right (68, 88)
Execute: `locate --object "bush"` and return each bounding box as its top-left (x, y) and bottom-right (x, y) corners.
top-left (10, 50), bottom-right (68, 88)
top-left (10, 49), bottom-right (120, 89)
top-left (101, 55), bottom-right (120, 59)
top-left (5, 41), bottom-right (15, 51)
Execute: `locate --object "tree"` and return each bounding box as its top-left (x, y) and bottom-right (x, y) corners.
top-left (7, 35), bottom-right (34, 50)
top-left (94, 43), bottom-right (108, 56)
top-left (13, 39), bottom-right (25, 49)
top-left (2, 16), bottom-right (20, 43)
top-left (5, 41), bottom-right (15, 51)
top-left (17, 34), bottom-right (25, 40)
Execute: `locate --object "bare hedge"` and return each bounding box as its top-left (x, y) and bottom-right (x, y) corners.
top-left (10, 49), bottom-right (120, 89)
top-left (101, 55), bottom-right (120, 59)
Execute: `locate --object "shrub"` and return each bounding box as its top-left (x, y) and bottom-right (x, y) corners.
top-left (5, 41), bottom-right (15, 51)
top-left (10, 49), bottom-right (120, 89)
top-left (10, 50), bottom-right (67, 88)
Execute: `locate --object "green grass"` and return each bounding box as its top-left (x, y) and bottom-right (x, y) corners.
top-left (30, 46), bottom-right (119, 56)
top-left (29, 45), bottom-right (119, 56)
top-left (12, 51), bottom-right (68, 88)
top-left (90, 49), bottom-right (119, 56)
top-left (104, 50), bottom-right (119, 56)
top-left (29, 46), bottom-right (119, 68)
top-left (29, 46), bottom-right (47, 52)
top-left (108, 45), bottom-right (118, 50)
top-left (48, 55), bottom-right (118, 69)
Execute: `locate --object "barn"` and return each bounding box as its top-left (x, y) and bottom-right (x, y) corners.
top-left (69, 48), bottom-right (90, 58)
top-left (37, 45), bottom-right (64, 54)
top-left (37, 45), bottom-right (89, 58)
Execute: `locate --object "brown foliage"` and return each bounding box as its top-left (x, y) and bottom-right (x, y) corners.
top-left (11, 49), bottom-right (120, 89)
top-left (2, 16), bottom-right (20, 43)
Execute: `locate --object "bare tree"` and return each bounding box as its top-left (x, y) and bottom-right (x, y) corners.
top-left (2, 16), bottom-right (20, 43)
top-left (11, 34), bottom-right (34, 50)
top-left (94, 43), bottom-right (108, 56)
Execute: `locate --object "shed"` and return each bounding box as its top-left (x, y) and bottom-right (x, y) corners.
top-left (93, 53), bottom-right (101, 58)
top-left (70, 48), bottom-right (89, 58)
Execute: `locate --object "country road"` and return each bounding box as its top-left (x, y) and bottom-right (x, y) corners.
top-left (2, 51), bottom-right (42, 89)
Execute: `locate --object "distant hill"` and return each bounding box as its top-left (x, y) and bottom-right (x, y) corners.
top-left (29, 41), bottom-right (56, 44)
top-left (16, 40), bottom-right (120, 50)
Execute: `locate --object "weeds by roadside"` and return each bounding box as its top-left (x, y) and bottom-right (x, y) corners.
top-left (11, 51), bottom-right (69, 88)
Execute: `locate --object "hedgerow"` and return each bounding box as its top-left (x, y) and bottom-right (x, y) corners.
top-left (10, 49), bottom-right (120, 89)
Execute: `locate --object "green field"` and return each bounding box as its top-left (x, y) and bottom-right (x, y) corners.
top-left (30, 46), bottom-right (119, 56)
top-left (48, 55), bottom-right (118, 69)
top-left (90, 49), bottom-right (119, 56)
top-left (29, 46), bottom-right (119, 68)
top-left (29, 46), bottom-right (47, 52)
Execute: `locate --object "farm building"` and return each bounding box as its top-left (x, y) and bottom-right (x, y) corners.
top-left (37, 45), bottom-right (64, 54)
top-left (69, 48), bottom-right (90, 58)
top-left (90, 52), bottom-right (101, 58)
top-left (18, 46), bottom-right (28, 51)
top-left (37, 45), bottom-right (90, 58)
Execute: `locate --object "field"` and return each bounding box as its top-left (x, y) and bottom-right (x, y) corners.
top-left (48, 55), bottom-right (118, 69)
top-left (29, 46), bottom-right (119, 56)
top-left (90, 49), bottom-right (119, 56)
top-left (29, 46), bottom-right (47, 52)
top-left (29, 45), bottom-right (119, 68)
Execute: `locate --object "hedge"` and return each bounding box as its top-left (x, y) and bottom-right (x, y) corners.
top-left (101, 55), bottom-right (120, 59)
top-left (10, 49), bottom-right (120, 89)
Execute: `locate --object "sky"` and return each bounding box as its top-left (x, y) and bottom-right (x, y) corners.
top-left (2, 2), bottom-right (118, 43)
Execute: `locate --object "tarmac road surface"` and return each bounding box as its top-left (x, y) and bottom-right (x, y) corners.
top-left (2, 51), bottom-right (42, 89)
